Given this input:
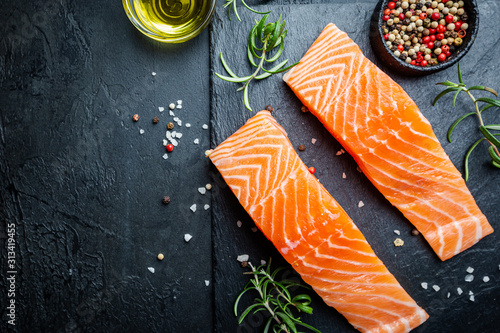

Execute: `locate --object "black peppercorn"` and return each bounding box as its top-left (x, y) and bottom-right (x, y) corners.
top-left (461, 14), bottom-right (468, 22)
top-left (416, 3), bottom-right (423, 9)
top-left (152, 116), bottom-right (159, 124)
top-left (265, 104), bottom-right (273, 112)
top-left (425, 2), bottom-right (431, 7)
top-left (298, 144), bottom-right (306, 151)
top-left (434, 41), bottom-right (442, 48)
top-left (399, 53), bottom-right (407, 60)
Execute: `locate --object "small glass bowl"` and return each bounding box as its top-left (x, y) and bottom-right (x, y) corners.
top-left (123, 0), bottom-right (217, 44)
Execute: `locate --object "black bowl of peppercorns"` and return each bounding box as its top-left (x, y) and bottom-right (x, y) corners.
top-left (370, 0), bottom-right (478, 76)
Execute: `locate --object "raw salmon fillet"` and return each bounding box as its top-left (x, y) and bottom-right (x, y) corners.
top-left (209, 111), bottom-right (428, 333)
top-left (283, 24), bottom-right (493, 261)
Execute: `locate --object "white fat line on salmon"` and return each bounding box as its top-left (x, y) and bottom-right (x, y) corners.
top-left (323, 293), bottom-right (422, 314)
top-left (358, 151), bottom-right (476, 219)
top-left (298, 258), bottom-right (391, 277)
top-left (211, 132), bottom-right (286, 157)
top-left (305, 276), bottom-right (401, 289)
top-left (325, 239), bottom-right (377, 257)
top-left (312, 248), bottom-right (384, 268)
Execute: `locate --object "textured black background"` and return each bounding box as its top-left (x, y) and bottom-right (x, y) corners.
top-left (1, 0), bottom-right (499, 332)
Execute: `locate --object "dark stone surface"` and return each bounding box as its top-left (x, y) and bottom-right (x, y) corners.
top-left (1, 0), bottom-right (212, 332)
top-left (211, 1), bottom-right (500, 333)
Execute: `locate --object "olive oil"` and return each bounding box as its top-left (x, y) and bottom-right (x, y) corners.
top-left (123, 0), bottom-right (215, 43)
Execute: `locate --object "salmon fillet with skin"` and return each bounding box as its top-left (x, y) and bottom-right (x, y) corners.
top-left (283, 23), bottom-right (493, 261)
top-left (209, 110), bottom-right (428, 333)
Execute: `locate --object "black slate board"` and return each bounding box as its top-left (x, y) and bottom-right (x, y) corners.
top-left (0, 1), bottom-right (213, 331)
top-left (210, 2), bottom-right (500, 332)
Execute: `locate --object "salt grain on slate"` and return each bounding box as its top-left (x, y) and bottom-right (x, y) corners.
top-left (342, 172), bottom-right (347, 179)
top-left (152, 72), bottom-right (156, 76)
top-left (311, 138), bottom-right (317, 144)
top-left (176, 133), bottom-right (182, 138)
top-left (457, 287), bottom-right (463, 295)
top-left (159, 106), bottom-right (165, 112)
top-left (394, 230), bottom-right (401, 236)
top-left (169, 103), bottom-right (175, 110)
top-left (190, 204), bottom-right (196, 212)
top-left (236, 220), bottom-right (242, 228)
top-left (469, 291), bottom-right (475, 302)
top-left (261, 260), bottom-right (267, 265)
top-left (184, 234), bottom-right (193, 242)
top-left (204, 204), bottom-right (210, 210)
top-left (169, 110), bottom-right (175, 116)
top-left (483, 276), bottom-right (490, 283)
top-left (148, 267), bottom-right (155, 273)
top-left (358, 201), bottom-right (365, 208)
top-left (185, 123), bottom-right (191, 128)
top-left (421, 282), bottom-right (428, 289)
top-left (194, 138), bottom-right (199, 144)
top-left (198, 187), bottom-right (206, 195)
top-left (139, 129), bottom-right (145, 134)
top-left (466, 267), bottom-right (474, 274)
top-left (237, 254), bottom-right (249, 262)
top-left (163, 139), bottom-right (168, 146)
top-left (432, 285), bottom-right (440, 292)
top-left (465, 274), bottom-right (474, 282)
top-left (177, 100), bottom-right (182, 105)
top-left (202, 124), bottom-right (208, 129)
top-left (205, 280), bottom-right (210, 286)
top-left (447, 292), bottom-right (450, 298)
top-left (171, 138), bottom-right (178, 146)
top-left (176, 105), bottom-right (182, 109)
top-left (162, 153), bottom-right (169, 160)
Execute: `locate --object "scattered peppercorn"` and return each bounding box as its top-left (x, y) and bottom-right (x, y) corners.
top-left (152, 116), bottom-right (159, 124)
top-left (162, 196), bottom-right (171, 205)
top-left (411, 229), bottom-right (420, 236)
top-left (132, 114), bottom-right (139, 122)
top-left (301, 105), bottom-right (309, 113)
top-left (241, 261), bottom-right (249, 268)
top-left (157, 253), bottom-right (164, 260)
top-left (166, 144), bottom-right (174, 152)
top-left (167, 122), bottom-right (174, 130)
top-left (265, 104), bottom-right (273, 112)
top-left (298, 144), bottom-right (306, 151)
top-left (381, 0), bottom-right (469, 68)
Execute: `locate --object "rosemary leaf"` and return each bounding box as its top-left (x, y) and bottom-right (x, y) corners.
top-left (476, 97), bottom-right (500, 108)
top-left (432, 87), bottom-right (460, 105)
top-left (447, 112), bottom-right (475, 143)
top-left (484, 124), bottom-right (500, 130)
top-left (479, 126), bottom-right (500, 149)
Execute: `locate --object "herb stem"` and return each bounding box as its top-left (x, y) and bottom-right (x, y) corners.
top-left (465, 89), bottom-right (500, 157)
top-left (238, 39), bottom-right (268, 93)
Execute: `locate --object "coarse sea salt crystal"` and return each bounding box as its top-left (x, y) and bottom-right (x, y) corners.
top-left (342, 172), bottom-right (347, 179)
top-left (185, 123), bottom-right (191, 128)
top-left (447, 292), bottom-right (451, 298)
top-left (457, 287), bottom-right (463, 295)
top-left (202, 124), bottom-right (208, 129)
top-left (152, 72), bottom-right (156, 76)
top-left (190, 204), bottom-right (196, 212)
top-left (176, 105), bottom-right (182, 109)
top-left (198, 187), bottom-right (206, 195)
top-left (432, 285), bottom-right (440, 292)
top-left (162, 153), bottom-right (169, 160)
top-left (171, 130), bottom-right (177, 137)
top-left (465, 274), bottom-right (474, 282)
top-left (237, 254), bottom-right (249, 262)
top-left (148, 267), bottom-right (155, 273)
top-left (204, 204), bottom-right (210, 210)
top-left (205, 280), bottom-right (210, 286)
top-left (176, 119), bottom-right (182, 126)
top-left (311, 138), bottom-right (317, 144)
top-left (358, 201), bottom-right (365, 208)
top-left (466, 267), bottom-right (474, 273)
top-left (169, 110), bottom-right (175, 116)
top-left (469, 291), bottom-right (475, 302)
top-left (483, 276), bottom-right (490, 283)
top-left (194, 138), bottom-right (199, 144)
top-left (261, 260), bottom-right (267, 265)
top-left (421, 282), bottom-right (428, 289)
top-left (175, 133), bottom-right (182, 138)
top-left (166, 131), bottom-right (172, 139)
top-left (177, 100), bottom-right (182, 105)
top-left (394, 230), bottom-right (401, 235)
top-left (184, 234), bottom-right (192, 242)
top-left (171, 138), bottom-right (178, 146)
top-left (159, 106), bottom-right (164, 112)
top-left (236, 220), bottom-right (242, 228)
top-left (139, 129), bottom-right (145, 134)
top-left (169, 103), bottom-right (175, 110)
top-left (163, 139), bottom-right (168, 146)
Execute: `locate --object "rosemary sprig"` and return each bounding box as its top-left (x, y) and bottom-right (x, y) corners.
top-left (234, 259), bottom-right (321, 333)
top-left (433, 63), bottom-right (500, 180)
top-left (216, 14), bottom-right (299, 111)
top-left (223, 0), bottom-right (270, 21)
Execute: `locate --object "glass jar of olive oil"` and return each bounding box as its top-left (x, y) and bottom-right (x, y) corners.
top-left (123, 0), bottom-right (216, 43)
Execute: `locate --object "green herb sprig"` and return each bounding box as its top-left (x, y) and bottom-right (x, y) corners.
top-left (216, 14), bottom-right (299, 111)
top-left (234, 259), bottom-right (321, 333)
top-left (223, 0), bottom-right (270, 21)
top-left (433, 63), bottom-right (500, 180)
